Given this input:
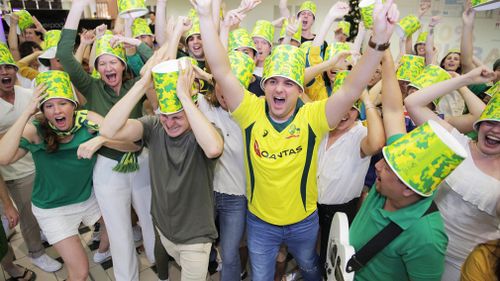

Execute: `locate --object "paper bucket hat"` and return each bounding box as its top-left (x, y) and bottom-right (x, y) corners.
top-left (358, 0), bottom-right (376, 29)
top-left (383, 120), bottom-right (468, 197)
top-left (324, 42), bottom-right (351, 61)
top-left (409, 65), bottom-right (451, 90)
top-left (472, 0), bottom-right (500, 11)
top-left (0, 44), bottom-right (18, 70)
top-left (94, 34), bottom-right (127, 69)
top-left (261, 45), bottom-right (306, 91)
top-left (473, 92), bottom-right (500, 131)
top-left (185, 11), bottom-right (201, 43)
top-left (332, 70), bottom-right (350, 93)
top-left (117, 0), bottom-right (148, 18)
top-left (300, 41), bottom-right (312, 51)
top-left (38, 30), bottom-right (61, 67)
top-left (416, 31), bottom-right (428, 44)
top-left (485, 81), bottom-right (499, 97)
top-left (251, 20), bottom-right (275, 46)
top-left (35, 70), bottom-right (77, 107)
top-left (396, 55), bottom-right (425, 82)
top-left (228, 28), bottom-right (257, 54)
top-left (228, 51), bottom-right (255, 88)
top-left (279, 19), bottom-right (302, 44)
top-left (336, 21), bottom-right (351, 36)
top-left (5, 10), bottom-right (34, 35)
top-left (132, 18), bottom-right (153, 38)
top-left (395, 15), bottom-right (421, 38)
top-left (152, 58), bottom-right (199, 115)
top-left (297, 1), bottom-right (317, 17)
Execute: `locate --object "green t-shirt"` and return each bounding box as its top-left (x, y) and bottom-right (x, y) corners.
top-left (19, 121), bottom-right (97, 209)
top-left (349, 133), bottom-right (448, 280)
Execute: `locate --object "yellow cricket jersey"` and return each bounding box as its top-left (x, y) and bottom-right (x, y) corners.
top-left (231, 91), bottom-right (331, 225)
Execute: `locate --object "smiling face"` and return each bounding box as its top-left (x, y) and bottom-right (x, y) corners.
top-left (96, 55), bottom-right (125, 90)
top-left (187, 34), bottom-right (204, 60)
top-left (159, 111), bottom-right (191, 138)
top-left (253, 37), bottom-right (271, 64)
top-left (441, 52), bottom-right (461, 72)
top-left (298, 10), bottom-right (314, 32)
top-left (263, 76), bottom-right (302, 122)
top-left (137, 34), bottom-right (154, 49)
top-left (42, 98), bottom-right (76, 131)
top-left (0, 64), bottom-right (17, 95)
top-left (477, 121), bottom-right (500, 156)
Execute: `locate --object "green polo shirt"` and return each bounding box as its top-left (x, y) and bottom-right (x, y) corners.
top-left (349, 134), bottom-right (448, 281)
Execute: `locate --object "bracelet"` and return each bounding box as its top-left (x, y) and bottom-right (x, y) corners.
top-left (365, 105), bottom-right (376, 111)
top-left (368, 36), bottom-right (390, 51)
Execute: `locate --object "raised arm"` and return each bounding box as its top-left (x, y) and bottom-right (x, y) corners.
top-left (405, 66), bottom-right (495, 132)
top-left (192, 0), bottom-right (245, 112)
top-left (304, 50), bottom-right (355, 84)
top-left (312, 2), bottom-right (350, 47)
top-left (326, 0), bottom-right (399, 129)
top-left (425, 17), bottom-right (440, 65)
top-left (381, 50), bottom-right (406, 138)
top-left (155, 0), bottom-right (168, 45)
top-left (7, 13), bottom-right (20, 61)
top-left (460, 0), bottom-right (475, 74)
top-left (75, 29), bottom-right (95, 63)
top-left (352, 21), bottom-right (367, 53)
top-left (359, 90), bottom-right (385, 157)
top-left (279, 0), bottom-right (290, 19)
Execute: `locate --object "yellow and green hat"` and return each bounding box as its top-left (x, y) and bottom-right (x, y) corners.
top-left (228, 51), bottom-right (255, 88)
top-left (152, 58), bottom-right (199, 115)
top-left (409, 65), bottom-right (451, 90)
top-left (395, 15), bottom-right (421, 38)
top-left (251, 20), bottom-right (275, 46)
top-left (358, 0), bottom-right (377, 29)
top-left (396, 55), bottom-right (425, 82)
top-left (332, 70), bottom-right (349, 94)
top-left (0, 43), bottom-right (18, 70)
top-left (38, 30), bottom-right (61, 67)
top-left (300, 41), bottom-right (313, 51)
top-left (382, 120), bottom-right (468, 197)
top-left (279, 20), bottom-right (302, 44)
top-left (132, 18), bottom-right (153, 38)
top-left (324, 42), bottom-right (351, 62)
top-left (261, 45), bottom-right (306, 91)
top-left (485, 81), bottom-right (499, 97)
top-left (94, 34), bottom-right (127, 68)
top-left (185, 11), bottom-right (201, 43)
top-left (35, 70), bottom-right (77, 107)
top-left (472, 0), bottom-right (500, 11)
top-left (336, 21), bottom-right (351, 37)
top-left (297, 1), bottom-right (317, 18)
top-left (117, 0), bottom-right (148, 18)
top-left (473, 92), bottom-right (500, 131)
top-left (5, 10), bottom-right (34, 35)
top-left (228, 28), bottom-right (257, 54)
top-left (416, 31), bottom-right (428, 45)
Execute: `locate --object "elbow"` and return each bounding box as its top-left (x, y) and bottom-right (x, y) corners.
top-left (204, 140), bottom-right (223, 159)
top-left (99, 125), bottom-right (114, 139)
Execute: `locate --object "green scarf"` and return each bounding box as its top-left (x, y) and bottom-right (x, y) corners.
top-left (48, 110), bottom-right (139, 173)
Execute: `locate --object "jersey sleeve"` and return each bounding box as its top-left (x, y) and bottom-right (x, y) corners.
top-left (230, 90), bottom-right (263, 128)
top-left (302, 99), bottom-right (331, 137)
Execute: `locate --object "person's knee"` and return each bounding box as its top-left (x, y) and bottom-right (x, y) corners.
top-left (68, 267), bottom-right (89, 281)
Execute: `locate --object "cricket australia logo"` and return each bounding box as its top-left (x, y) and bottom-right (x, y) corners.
top-left (286, 124), bottom-right (301, 139)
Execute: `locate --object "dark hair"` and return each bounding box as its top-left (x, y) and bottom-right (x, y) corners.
top-left (23, 25), bottom-right (43, 40)
top-left (414, 43), bottom-right (424, 55)
top-left (440, 52), bottom-right (462, 74)
top-left (496, 241), bottom-right (500, 279)
top-left (493, 58), bottom-right (500, 72)
top-left (36, 113), bottom-right (61, 153)
top-left (19, 41), bottom-right (42, 58)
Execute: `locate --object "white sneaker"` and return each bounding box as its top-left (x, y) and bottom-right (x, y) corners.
top-left (31, 254), bottom-right (62, 272)
top-left (132, 224), bottom-right (142, 242)
top-left (93, 250), bottom-right (112, 263)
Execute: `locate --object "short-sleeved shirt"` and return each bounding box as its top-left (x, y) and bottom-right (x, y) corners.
top-left (349, 135), bottom-right (448, 281)
top-left (231, 90), bottom-right (331, 225)
top-left (19, 118), bottom-right (97, 209)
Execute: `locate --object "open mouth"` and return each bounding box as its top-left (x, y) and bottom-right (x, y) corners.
top-left (485, 135), bottom-right (500, 146)
top-left (273, 96), bottom-right (285, 105)
top-left (1, 77), bottom-right (12, 85)
top-left (54, 116), bottom-right (66, 127)
top-left (105, 73), bottom-right (117, 82)
top-left (302, 20), bottom-right (308, 26)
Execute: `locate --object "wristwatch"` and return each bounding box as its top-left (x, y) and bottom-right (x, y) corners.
top-left (368, 37), bottom-right (390, 51)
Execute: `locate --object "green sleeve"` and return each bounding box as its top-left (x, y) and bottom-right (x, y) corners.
top-left (126, 53), bottom-right (145, 77)
top-left (136, 42), bottom-right (153, 62)
top-left (56, 29), bottom-right (96, 97)
top-left (405, 242), bottom-right (446, 281)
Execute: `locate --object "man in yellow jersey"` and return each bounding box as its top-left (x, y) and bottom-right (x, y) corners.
top-left (191, 0), bottom-right (399, 279)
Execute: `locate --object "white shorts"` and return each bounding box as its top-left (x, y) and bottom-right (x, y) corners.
top-left (31, 192), bottom-right (101, 245)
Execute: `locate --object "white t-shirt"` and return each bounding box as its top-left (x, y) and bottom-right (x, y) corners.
top-left (435, 129), bottom-right (500, 269)
top-left (198, 95), bottom-right (246, 196)
top-left (436, 90), bottom-right (465, 117)
top-left (317, 122), bottom-right (370, 205)
top-left (0, 85), bottom-right (35, 180)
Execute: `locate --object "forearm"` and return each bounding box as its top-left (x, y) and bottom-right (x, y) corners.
top-left (0, 175), bottom-right (14, 210)
top-left (279, 0), bottom-right (290, 18)
top-left (457, 85), bottom-right (485, 117)
top-left (212, 0), bottom-right (222, 34)
top-left (8, 23), bottom-right (20, 61)
top-left (17, 51), bottom-right (40, 65)
top-left (405, 36), bottom-right (412, 54)
top-left (406, 76), bottom-right (468, 110)
top-left (74, 43), bottom-right (88, 63)
top-left (363, 105), bottom-right (385, 156)
top-left (64, 1), bottom-right (86, 30)
top-left (425, 28), bottom-right (435, 65)
top-left (180, 96), bottom-right (223, 158)
top-left (100, 79), bottom-right (148, 138)
top-left (0, 111), bottom-right (30, 165)
top-left (313, 15), bottom-right (334, 46)
top-left (460, 24), bottom-right (474, 73)
top-left (102, 137), bottom-right (141, 152)
top-left (352, 27), bottom-right (367, 53)
top-left (155, 0), bottom-right (168, 45)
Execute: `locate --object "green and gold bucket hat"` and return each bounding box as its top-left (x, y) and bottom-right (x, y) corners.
top-left (473, 92), bottom-right (499, 131)
top-left (396, 55), bottom-right (425, 82)
top-left (472, 0), bottom-right (500, 11)
top-left (152, 58), bottom-right (199, 115)
top-left (261, 45), bottom-right (306, 91)
top-left (382, 120), bottom-right (468, 197)
top-left (228, 51), bottom-right (255, 88)
top-left (117, 0), bottom-right (148, 18)
top-left (395, 15), bottom-right (421, 38)
top-left (324, 42), bottom-right (351, 62)
top-left (38, 30), bottom-right (61, 67)
top-left (416, 31), bottom-right (428, 44)
top-left (5, 10), bottom-right (34, 34)
top-left (228, 28), bottom-right (257, 54)
top-left (132, 18), bottom-right (153, 38)
top-left (332, 70), bottom-right (349, 93)
top-left (336, 21), bottom-right (351, 37)
top-left (0, 43), bottom-right (18, 70)
top-left (251, 20), bottom-right (275, 46)
top-left (297, 1), bottom-right (317, 18)
top-left (35, 70), bottom-right (77, 107)
top-left (94, 34), bottom-right (127, 69)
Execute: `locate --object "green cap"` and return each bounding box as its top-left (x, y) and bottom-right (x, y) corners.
top-left (36, 70), bottom-right (78, 107)
top-left (383, 120), bottom-right (467, 197)
top-left (261, 45), bottom-right (306, 91)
